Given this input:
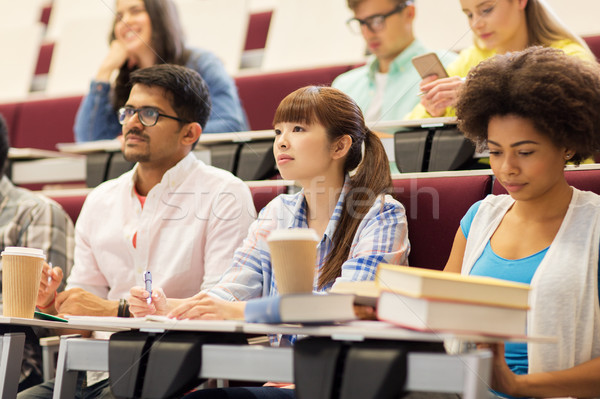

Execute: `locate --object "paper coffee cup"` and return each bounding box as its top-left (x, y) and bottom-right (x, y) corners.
top-left (1, 247), bottom-right (45, 318)
top-left (267, 228), bottom-right (319, 294)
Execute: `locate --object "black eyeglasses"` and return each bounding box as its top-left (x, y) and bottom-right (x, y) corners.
top-left (346, 1), bottom-right (412, 34)
top-left (118, 106), bottom-right (190, 127)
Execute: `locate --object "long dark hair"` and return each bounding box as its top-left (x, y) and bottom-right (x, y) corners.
top-left (273, 86), bottom-right (392, 289)
top-left (110, 0), bottom-right (189, 112)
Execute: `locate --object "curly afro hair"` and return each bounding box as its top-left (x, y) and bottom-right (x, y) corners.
top-left (456, 46), bottom-right (600, 165)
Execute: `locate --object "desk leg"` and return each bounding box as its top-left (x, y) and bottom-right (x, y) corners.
top-left (0, 332), bottom-right (26, 399)
top-left (53, 336), bottom-right (80, 399)
top-left (461, 349), bottom-right (492, 399)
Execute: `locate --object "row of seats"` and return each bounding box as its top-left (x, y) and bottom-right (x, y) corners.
top-left (0, 64), bottom-right (355, 150)
top-left (43, 167), bottom-right (600, 272)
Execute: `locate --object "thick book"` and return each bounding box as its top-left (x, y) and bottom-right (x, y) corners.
top-left (377, 291), bottom-right (527, 336)
top-left (376, 264), bottom-right (530, 309)
top-left (244, 294), bottom-right (356, 324)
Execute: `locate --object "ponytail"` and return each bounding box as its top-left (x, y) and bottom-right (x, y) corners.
top-left (318, 129), bottom-right (392, 289)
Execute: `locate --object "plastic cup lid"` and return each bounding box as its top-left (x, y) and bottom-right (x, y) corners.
top-left (1, 247), bottom-right (45, 259)
top-left (267, 228), bottom-right (319, 242)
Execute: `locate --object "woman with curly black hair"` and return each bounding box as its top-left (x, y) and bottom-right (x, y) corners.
top-left (445, 46), bottom-right (600, 398)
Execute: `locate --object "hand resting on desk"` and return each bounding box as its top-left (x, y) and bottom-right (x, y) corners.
top-left (129, 287), bottom-right (245, 320)
top-left (56, 288), bottom-right (119, 317)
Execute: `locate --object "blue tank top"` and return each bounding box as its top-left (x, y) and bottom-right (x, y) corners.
top-left (460, 200), bottom-right (600, 379)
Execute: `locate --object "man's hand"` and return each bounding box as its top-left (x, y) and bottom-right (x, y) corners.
top-left (36, 263), bottom-right (63, 314)
top-left (128, 286), bottom-right (169, 317)
top-left (55, 288), bottom-right (119, 317)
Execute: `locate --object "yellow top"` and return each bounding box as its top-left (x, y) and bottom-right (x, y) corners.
top-left (405, 39), bottom-right (595, 120)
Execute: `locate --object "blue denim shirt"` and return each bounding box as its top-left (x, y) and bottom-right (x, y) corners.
top-left (74, 47), bottom-right (249, 142)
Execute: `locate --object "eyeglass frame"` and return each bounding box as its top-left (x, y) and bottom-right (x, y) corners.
top-left (118, 106), bottom-right (191, 127)
top-left (346, 1), bottom-right (412, 34)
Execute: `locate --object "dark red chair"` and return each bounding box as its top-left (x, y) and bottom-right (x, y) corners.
top-left (235, 64), bottom-right (355, 130)
top-left (47, 194), bottom-right (88, 224)
top-left (0, 101), bottom-right (22, 144)
top-left (245, 11), bottom-right (272, 51)
top-left (35, 42), bottom-right (55, 76)
top-left (393, 174), bottom-right (492, 270)
top-left (249, 184), bottom-right (288, 213)
top-left (583, 35), bottom-right (600, 62)
top-left (12, 95), bottom-right (82, 150)
top-left (493, 168), bottom-right (600, 196)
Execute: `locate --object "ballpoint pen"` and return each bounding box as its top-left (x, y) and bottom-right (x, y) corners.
top-left (144, 271), bottom-right (152, 304)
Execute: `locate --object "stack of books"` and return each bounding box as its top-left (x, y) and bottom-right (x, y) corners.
top-left (332, 264), bottom-right (530, 336)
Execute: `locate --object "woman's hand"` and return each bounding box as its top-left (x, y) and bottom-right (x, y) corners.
top-left (168, 292), bottom-right (245, 320)
top-left (36, 263), bottom-right (63, 313)
top-left (128, 286), bottom-right (169, 317)
top-left (95, 40), bottom-right (129, 81)
top-left (419, 75), bottom-right (465, 117)
top-left (478, 342), bottom-right (521, 397)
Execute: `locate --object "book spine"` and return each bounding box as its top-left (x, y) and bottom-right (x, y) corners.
top-left (244, 296), bottom-right (282, 323)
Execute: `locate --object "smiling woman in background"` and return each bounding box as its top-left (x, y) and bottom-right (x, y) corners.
top-left (407, 0), bottom-right (594, 119)
top-left (74, 0), bottom-right (248, 142)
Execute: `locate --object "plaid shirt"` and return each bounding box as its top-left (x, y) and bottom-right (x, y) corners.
top-left (0, 175), bottom-right (75, 383)
top-left (0, 176), bottom-right (74, 288)
top-left (209, 177), bottom-right (409, 344)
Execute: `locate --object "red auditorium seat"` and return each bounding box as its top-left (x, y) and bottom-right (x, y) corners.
top-left (12, 95), bottom-right (82, 150)
top-left (40, 4), bottom-right (52, 26)
top-left (235, 64), bottom-right (354, 130)
top-left (393, 174), bottom-right (492, 270)
top-left (245, 11), bottom-right (272, 51)
top-left (584, 35), bottom-right (600, 62)
top-left (0, 102), bottom-right (21, 144)
top-left (493, 168), bottom-right (600, 196)
top-left (35, 43), bottom-right (55, 76)
top-left (48, 194), bottom-right (88, 224)
top-left (249, 184), bottom-right (287, 213)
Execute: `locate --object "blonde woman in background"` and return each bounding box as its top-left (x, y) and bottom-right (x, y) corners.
top-left (407, 0), bottom-right (594, 119)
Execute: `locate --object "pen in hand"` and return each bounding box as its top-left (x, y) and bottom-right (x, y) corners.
top-left (144, 271), bottom-right (152, 305)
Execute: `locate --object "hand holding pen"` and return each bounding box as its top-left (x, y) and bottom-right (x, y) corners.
top-left (128, 283), bottom-right (168, 317)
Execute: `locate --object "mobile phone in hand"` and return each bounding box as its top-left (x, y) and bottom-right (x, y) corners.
top-left (412, 52), bottom-right (449, 79)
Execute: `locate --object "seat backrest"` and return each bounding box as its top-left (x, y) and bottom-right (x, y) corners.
top-left (248, 183), bottom-right (288, 213)
top-left (13, 95), bottom-right (82, 150)
top-left (261, 0), bottom-right (365, 72)
top-left (584, 35), bottom-right (600, 61)
top-left (235, 64), bottom-right (354, 130)
top-left (46, 16), bottom-right (111, 96)
top-left (393, 174), bottom-right (492, 270)
top-left (493, 168), bottom-right (600, 196)
top-left (245, 11), bottom-right (272, 51)
top-left (0, 101), bottom-right (21, 144)
top-left (174, 0), bottom-right (248, 75)
top-left (0, 23), bottom-right (44, 102)
top-left (45, 193), bottom-right (88, 224)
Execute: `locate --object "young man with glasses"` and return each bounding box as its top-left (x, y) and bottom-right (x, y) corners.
top-left (20, 64), bottom-right (255, 399)
top-left (333, 0), bottom-right (456, 123)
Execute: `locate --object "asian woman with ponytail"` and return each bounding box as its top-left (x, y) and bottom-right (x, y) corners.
top-left (129, 85), bottom-right (409, 321)
top-left (128, 86), bottom-right (409, 398)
